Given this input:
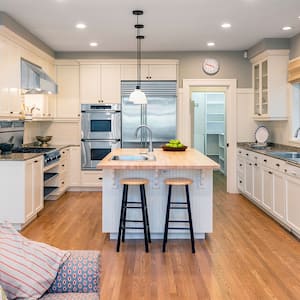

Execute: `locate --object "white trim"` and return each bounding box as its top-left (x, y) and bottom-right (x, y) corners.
top-left (250, 49), bottom-right (290, 64)
top-left (77, 59), bottom-right (179, 65)
top-left (182, 78), bottom-right (238, 193)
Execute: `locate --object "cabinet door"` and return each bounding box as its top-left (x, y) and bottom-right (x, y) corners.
top-left (261, 60), bottom-right (268, 115)
top-left (25, 160), bottom-right (34, 221)
top-left (32, 157), bottom-right (43, 213)
top-left (244, 160), bottom-right (253, 198)
top-left (262, 167), bottom-right (273, 211)
top-left (56, 65), bottom-right (80, 118)
top-left (253, 63), bottom-right (260, 116)
top-left (272, 171), bottom-right (285, 221)
top-left (237, 156), bottom-right (245, 192)
top-left (148, 64), bottom-right (177, 80)
top-left (253, 162), bottom-right (262, 203)
top-left (0, 36), bottom-right (21, 116)
top-left (80, 65), bottom-right (100, 103)
top-left (120, 64), bottom-right (148, 80)
top-left (101, 65), bottom-right (121, 103)
top-left (69, 146), bottom-right (81, 186)
top-left (286, 175), bottom-right (300, 235)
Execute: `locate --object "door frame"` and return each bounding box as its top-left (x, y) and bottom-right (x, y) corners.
top-left (182, 79), bottom-right (237, 193)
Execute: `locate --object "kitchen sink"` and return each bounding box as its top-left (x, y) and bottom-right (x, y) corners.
top-left (268, 152), bottom-right (300, 159)
top-left (111, 154), bottom-right (156, 161)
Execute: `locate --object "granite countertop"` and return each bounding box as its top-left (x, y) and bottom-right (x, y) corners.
top-left (237, 142), bottom-right (300, 166)
top-left (0, 144), bottom-right (79, 161)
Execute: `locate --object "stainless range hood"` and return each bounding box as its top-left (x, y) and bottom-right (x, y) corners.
top-left (21, 58), bottom-right (58, 94)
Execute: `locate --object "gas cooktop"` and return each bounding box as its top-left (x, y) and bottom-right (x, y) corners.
top-left (12, 147), bottom-right (56, 153)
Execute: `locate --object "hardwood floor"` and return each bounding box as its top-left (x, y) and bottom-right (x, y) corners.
top-left (22, 172), bottom-right (300, 300)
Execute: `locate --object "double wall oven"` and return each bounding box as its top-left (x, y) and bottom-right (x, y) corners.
top-left (81, 104), bottom-right (121, 169)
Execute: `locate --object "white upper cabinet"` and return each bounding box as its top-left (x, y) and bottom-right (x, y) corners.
top-left (55, 63), bottom-right (80, 118)
top-left (251, 50), bottom-right (289, 120)
top-left (0, 35), bottom-right (21, 117)
top-left (80, 64), bottom-right (121, 104)
top-left (121, 63), bottom-right (177, 81)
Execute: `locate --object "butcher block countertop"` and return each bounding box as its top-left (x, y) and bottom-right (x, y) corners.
top-left (98, 148), bottom-right (220, 170)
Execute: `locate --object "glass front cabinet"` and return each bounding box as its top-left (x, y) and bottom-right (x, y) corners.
top-left (251, 50), bottom-right (289, 120)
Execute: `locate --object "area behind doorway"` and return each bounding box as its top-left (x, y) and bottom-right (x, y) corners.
top-left (191, 87), bottom-right (226, 175)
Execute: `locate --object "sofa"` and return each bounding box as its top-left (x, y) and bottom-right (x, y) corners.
top-left (40, 250), bottom-right (100, 300)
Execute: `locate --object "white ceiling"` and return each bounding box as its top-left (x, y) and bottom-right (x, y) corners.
top-left (0, 0), bottom-right (300, 52)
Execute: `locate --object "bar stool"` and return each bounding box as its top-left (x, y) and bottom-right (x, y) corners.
top-left (116, 178), bottom-right (151, 252)
top-left (162, 177), bottom-right (195, 253)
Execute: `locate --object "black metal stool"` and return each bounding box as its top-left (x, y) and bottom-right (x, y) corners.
top-left (116, 178), bottom-right (151, 252)
top-left (162, 177), bottom-right (195, 253)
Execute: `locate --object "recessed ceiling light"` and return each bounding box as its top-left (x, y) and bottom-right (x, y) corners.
top-left (282, 26), bottom-right (292, 31)
top-left (221, 23), bottom-right (231, 28)
top-left (89, 42), bottom-right (98, 47)
top-left (207, 42), bottom-right (215, 47)
top-left (76, 23), bottom-right (87, 29)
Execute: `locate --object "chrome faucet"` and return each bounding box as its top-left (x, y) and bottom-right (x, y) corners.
top-left (295, 127), bottom-right (300, 138)
top-left (135, 125), bottom-right (153, 153)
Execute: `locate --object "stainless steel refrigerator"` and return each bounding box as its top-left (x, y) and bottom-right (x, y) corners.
top-left (121, 80), bottom-right (177, 148)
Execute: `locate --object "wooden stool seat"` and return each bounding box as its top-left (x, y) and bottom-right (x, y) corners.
top-left (163, 177), bottom-right (195, 253)
top-left (164, 178), bottom-right (193, 186)
top-left (117, 177), bottom-right (151, 252)
top-left (121, 178), bottom-right (149, 185)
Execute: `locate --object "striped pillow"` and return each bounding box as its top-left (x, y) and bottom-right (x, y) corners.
top-left (0, 223), bottom-right (69, 299)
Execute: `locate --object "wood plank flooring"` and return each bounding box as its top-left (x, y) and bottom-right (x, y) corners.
top-left (21, 172), bottom-right (300, 300)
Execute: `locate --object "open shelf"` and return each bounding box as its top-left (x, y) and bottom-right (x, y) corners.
top-left (44, 186), bottom-right (58, 198)
top-left (44, 172), bottom-right (58, 181)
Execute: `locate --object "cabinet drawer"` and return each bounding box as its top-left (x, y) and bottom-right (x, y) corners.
top-left (261, 155), bottom-right (286, 172)
top-left (81, 170), bottom-right (103, 187)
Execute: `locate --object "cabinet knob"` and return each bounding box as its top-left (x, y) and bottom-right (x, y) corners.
top-left (264, 159), bottom-right (267, 162)
top-left (254, 163), bottom-right (258, 166)
top-left (249, 163), bottom-right (252, 166)
top-left (268, 171), bottom-right (273, 175)
top-left (10, 111), bottom-right (13, 114)
top-left (98, 177), bottom-right (102, 180)
top-left (34, 160), bottom-right (38, 163)
top-left (246, 153), bottom-right (249, 156)
top-left (239, 164), bottom-right (242, 167)
top-left (276, 163), bottom-right (280, 167)
top-left (77, 114), bottom-right (80, 117)
top-left (62, 164), bottom-right (65, 167)
top-left (239, 180), bottom-right (242, 184)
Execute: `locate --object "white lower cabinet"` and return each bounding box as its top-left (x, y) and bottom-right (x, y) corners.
top-left (285, 170), bottom-right (300, 236)
top-left (262, 167), bottom-right (274, 211)
top-left (273, 171), bottom-right (285, 222)
top-left (237, 147), bottom-right (300, 238)
top-left (253, 161), bottom-right (262, 203)
top-left (0, 156), bottom-right (43, 229)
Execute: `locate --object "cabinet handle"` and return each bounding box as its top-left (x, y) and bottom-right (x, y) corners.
top-left (34, 160), bottom-right (38, 163)
top-left (239, 180), bottom-right (242, 184)
top-left (239, 164), bottom-right (242, 167)
top-left (276, 163), bottom-right (280, 167)
top-left (62, 151), bottom-right (65, 154)
top-left (254, 163), bottom-right (258, 166)
top-left (268, 171), bottom-right (273, 175)
top-left (264, 159), bottom-right (267, 162)
top-left (62, 164), bottom-right (65, 167)
top-left (249, 163), bottom-right (252, 166)
top-left (98, 177), bottom-right (103, 180)
top-left (10, 111), bottom-right (13, 114)
top-left (246, 153), bottom-right (249, 156)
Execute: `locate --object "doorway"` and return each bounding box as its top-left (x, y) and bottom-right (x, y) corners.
top-left (191, 87), bottom-right (226, 174)
top-left (182, 79), bottom-right (237, 193)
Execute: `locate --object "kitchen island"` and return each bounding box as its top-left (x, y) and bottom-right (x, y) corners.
top-left (98, 148), bottom-right (219, 239)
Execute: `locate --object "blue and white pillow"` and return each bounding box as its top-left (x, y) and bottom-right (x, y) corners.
top-left (0, 223), bottom-right (69, 299)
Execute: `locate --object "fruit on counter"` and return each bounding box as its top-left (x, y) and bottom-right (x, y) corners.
top-left (165, 139), bottom-right (185, 148)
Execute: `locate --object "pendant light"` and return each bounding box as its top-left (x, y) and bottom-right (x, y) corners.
top-left (129, 10), bottom-right (147, 104)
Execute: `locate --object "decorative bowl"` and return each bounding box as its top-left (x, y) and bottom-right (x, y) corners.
top-left (0, 143), bottom-right (14, 154)
top-left (36, 136), bottom-right (52, 144)
top-left (162, 145), bottom-right (187, 151)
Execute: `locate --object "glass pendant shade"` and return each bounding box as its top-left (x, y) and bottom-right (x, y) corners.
top-left (128, 88), bottom-right (147, 104)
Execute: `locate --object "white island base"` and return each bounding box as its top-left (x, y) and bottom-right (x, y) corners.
top-left (102, 168), bottom-right (213, 240)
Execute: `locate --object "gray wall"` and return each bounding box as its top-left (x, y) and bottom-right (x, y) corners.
top-left (0, 11), bottom-right (54, 57)
top-left (290, 33), bottom-right (300, 59)
top-left (56, 51), bottom-right (252, 88)
top-left (247, 38), bottom-right (290, 59)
